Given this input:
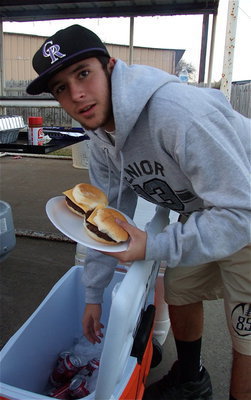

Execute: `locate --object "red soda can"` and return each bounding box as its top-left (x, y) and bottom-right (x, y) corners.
top-left (48, 382), bottom-right (71, 399)
top-left (77, 364), bottom-right (90, 377)
top-left (87, 358), bottom-right (100, 375)
top-left (78, 358), bottom-right (99, 377)
top-left (50, 351), bottom-right (71, 386)
top-left (50, 353), bottom-right (82, 386)
top-left (69, 376), bottom-right (90, 399)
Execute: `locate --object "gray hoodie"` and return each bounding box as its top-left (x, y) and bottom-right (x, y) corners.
top-left (82, 59), bottom-right (251, 304)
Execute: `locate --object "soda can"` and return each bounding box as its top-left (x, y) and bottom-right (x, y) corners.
top-left (69, 376), bottom-right (90, 399)
top-left (77, 358), bottom-right (99, 377)
top-left (50, 351), bottom-right (71, 386)
top-left (77, 364), bottom-right (90, 377)
top-left (48, 382), bottom-right (71, 399)
top-left (55, 350), bottom-right (72, 366)
top-left (50, 352), bottom-right (82, 386)
top-left (87, 358), bottom-right (100, 375)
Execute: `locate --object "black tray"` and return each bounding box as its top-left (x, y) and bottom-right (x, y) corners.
top-left (0, 131), bottom-right (89, 154)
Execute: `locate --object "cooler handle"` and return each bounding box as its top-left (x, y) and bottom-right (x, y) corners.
top-left (131, 304), bottom-right (156, 364)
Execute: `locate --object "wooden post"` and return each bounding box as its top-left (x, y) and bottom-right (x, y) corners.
top-left (220, 0), bottom-right (239, 100)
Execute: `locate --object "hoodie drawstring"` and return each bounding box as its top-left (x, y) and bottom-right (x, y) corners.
top-left (117, 151), bottom-right (125, 210)
top-left (104, 148), bottom-right (111, 201)
top-left (104, 147), bottom-right (125, 210)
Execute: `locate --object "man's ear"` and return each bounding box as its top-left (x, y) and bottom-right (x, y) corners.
top-left (107, 58), bottom-right (116, 73)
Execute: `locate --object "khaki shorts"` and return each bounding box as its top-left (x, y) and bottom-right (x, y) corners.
top-left (164, 243), bottom-right (251, 355)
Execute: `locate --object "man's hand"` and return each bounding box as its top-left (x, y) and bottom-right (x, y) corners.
top-left (82, 303), bottom-right (104, 344)
top-left (101, 219), bottom-right (147, 263)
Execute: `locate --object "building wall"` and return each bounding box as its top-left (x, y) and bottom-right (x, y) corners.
top-left (3, 32), bottom-right (177, 82)
top-left (4, 33), bottom-right (45, 81)
top-left (106, 43), bottom-right (176, 73)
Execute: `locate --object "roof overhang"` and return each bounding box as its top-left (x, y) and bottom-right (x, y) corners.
top-left (0, 0), bottom-right (219, 22)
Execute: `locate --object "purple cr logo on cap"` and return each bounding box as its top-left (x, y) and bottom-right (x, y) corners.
top-left (43, 41), bottom-right (66, 65)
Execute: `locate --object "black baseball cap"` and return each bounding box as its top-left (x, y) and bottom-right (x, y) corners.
top-left (26, 24), bottom-right (110, 95)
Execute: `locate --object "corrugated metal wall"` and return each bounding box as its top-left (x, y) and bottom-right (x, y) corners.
top-left (107, 43), bottom-right (176, 72)
top-left (4, 33), bottom-right (45, 81)
top-left (3, 32), bottom-right (176, 81)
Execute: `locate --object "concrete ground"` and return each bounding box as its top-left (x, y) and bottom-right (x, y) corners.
top-left (0, 154), bottom-right (232, 399)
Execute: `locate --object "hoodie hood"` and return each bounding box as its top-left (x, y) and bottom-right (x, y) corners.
top-left (111, 60), bottom-right (180, 151)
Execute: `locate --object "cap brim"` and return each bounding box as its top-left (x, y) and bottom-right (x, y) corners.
top-left (27, 49), bottom-right (110, 95)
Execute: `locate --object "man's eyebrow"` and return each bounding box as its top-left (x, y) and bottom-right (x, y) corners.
top-left (49, 63), bottom-right (90, 91)
top-left (72, 62), bottom-right (90, 73)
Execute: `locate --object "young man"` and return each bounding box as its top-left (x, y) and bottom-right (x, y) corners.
top-left (27, 25), bottom-right (251, 400)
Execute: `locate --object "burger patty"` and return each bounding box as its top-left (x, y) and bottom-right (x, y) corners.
top-left (85, 210), bottom-right (93, 219)
top-left (65, 197), bottom-right (86, 215)
top-left (86, 222), bottom-right (116, 243)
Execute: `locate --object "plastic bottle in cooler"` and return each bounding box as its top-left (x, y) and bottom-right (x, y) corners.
top-left (73, 335), bottom-right (103, 366)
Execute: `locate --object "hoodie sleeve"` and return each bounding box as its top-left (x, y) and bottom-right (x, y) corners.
top-left (145, 106), bottom-right (251, 266)
top-left (82, 140), bottom-right (137, 303)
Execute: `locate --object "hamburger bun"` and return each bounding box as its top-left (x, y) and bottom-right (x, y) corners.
top-left (84, 207), bottom-right (129, 245)
top-left (63, 183), bottom-right (108, 217)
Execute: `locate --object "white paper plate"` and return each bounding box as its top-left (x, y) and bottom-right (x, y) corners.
top-left (46, 196), bottom-right (133, 252)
